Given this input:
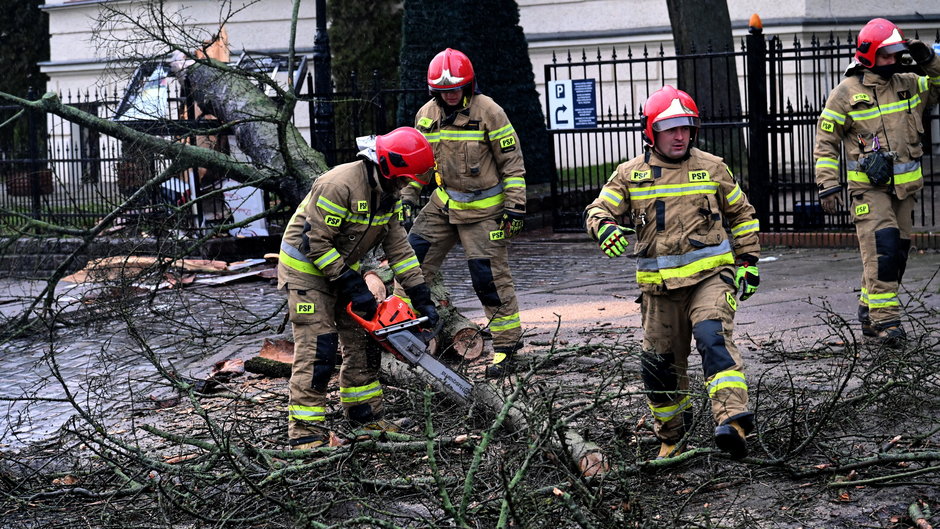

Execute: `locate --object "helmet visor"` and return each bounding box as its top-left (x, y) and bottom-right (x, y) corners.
top-left (651, 116), bottom-right (701, 133)
top-left (879, 42), bottom-right (907, 55)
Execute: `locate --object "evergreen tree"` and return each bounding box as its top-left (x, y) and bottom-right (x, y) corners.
top-left (0, 0), bottom-right (49, 155)
top-left (399, 0), bottom-right (554, 184)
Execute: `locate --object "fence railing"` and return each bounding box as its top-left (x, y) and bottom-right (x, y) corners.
top-left (545, 27), bottom-right (940, 233)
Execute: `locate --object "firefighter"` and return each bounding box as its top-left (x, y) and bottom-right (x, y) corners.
top-left (277, 127), bottom-right (440, 450)
top-left (403, 48), bottom-right (527, 378)
top-left (584, 86), bottom-right (761, 460)
top-left (814, 18), bottom-right (940, 345)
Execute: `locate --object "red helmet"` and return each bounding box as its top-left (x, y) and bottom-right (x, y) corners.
top-left (855, 18), bottom-right (907, 68)
top-left (427, 48), bottom-right (475, 93)
top-left (374, 127), bottom-right (435, 184)
top-left (642, 85), bottom-right (701, 147)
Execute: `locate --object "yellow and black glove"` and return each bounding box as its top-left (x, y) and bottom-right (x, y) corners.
top-left (499, 210), bottom-right (525, 239)
top-left (597, 220), bottom-right (633, 258)
top-left (734, 255), bottom-right (760, 301)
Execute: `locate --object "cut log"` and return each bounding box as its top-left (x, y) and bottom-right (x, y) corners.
top-left (244, 356), bottom-right (291, 379)
top-left (425, 271), bottom-right (484, 361)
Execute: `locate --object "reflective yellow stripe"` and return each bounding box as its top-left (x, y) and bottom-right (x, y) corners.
top-left (648, 395), bottom-right (692, 422)
top-left (860, 288), bottom-right (899, 308)
top-left (504, 176), bottom-right (526, 189)
top-left (847, 170), bottom-right (868, 183)
top-left (894, 166), bottom-right (922, 185)
top-left (489, 123), bottom-right (515, 140)
top-left (391, 256), bottom-right (420, 274)
top-left (815, 157), bottom-right (839, 170)
top-left (280, 249), bottom-right (322, 275)
top-left (638, 253), bottom-right (735, 284)
top-left (821, 108), bottom-right (845, 125)
top-left (422, 132), bottom-right (441, 143)
top-left (918, 76), bottom-right (929, 92)
top-left (848, 94), bottom-right (922, 121)
top-left (706, 370), bottom-right (747, 398)
top-left (440, 130), bottom-right (486, 141)
top-left (490, 313), bottom-right (521, 332)
top-left (600, 187), bottom-right (623, 207)
top-left (314, 248), bottom-right (340, 269)
top-left (316, 196), bottom-right (349, 217)
top-left (339, 381), bottom-right (383, 403)
top-left (435, 186), bottom-right (504, 210)
top-left (288, 405), bottom-right (326, 422)
top-left (731, 219), bottom-right (759, 238)
top-left (629, 182), bottom-right (720, 200)
top-left (726, 184), bottom-right (743, 205)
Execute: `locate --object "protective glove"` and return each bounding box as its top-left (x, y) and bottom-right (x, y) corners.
top-left (405, 283), bottom-right (440, 328)
top-left (734, 255), bottom-right (760, 301)
top-left (402, 200), bottom-right (417, 232)
top-left (596, 220), bottom-right (633, 258)
top-left (906, 39), bottom-right (935, 65)
top-left (499, 210), bottom-right (525, 239)
top-left (333, 268), bottom-right (378, 319)
top-left (819, 187), bottom-right (843, 214)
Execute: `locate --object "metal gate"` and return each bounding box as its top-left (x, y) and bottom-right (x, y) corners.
top-left (546, 27), bottom-right (940, 232)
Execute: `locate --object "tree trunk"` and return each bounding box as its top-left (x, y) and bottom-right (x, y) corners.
top-left (173, 57), bottom-right (328, 207)
top-left (666, 0), bottom-right (747, 176)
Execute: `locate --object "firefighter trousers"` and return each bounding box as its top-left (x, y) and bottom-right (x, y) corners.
top-left (284, 283), bottom-right (384, 442)
top-left (639, 272), bottom-right (751, 444)
top-left (406, 202), bottom-right (522, 351)
top-left (850, 190), bottom-right (913, 329)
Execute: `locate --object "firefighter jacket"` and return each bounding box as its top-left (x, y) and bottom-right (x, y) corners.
top-left (584, 148), bottom-right (761, 294)
top-left (403, 94), bottom-right (527, 224)
top-left (814, 54), bottom-right (940, 200)
top-left (277, 160), bottom-right (425, 292)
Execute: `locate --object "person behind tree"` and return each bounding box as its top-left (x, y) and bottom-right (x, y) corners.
top-left (402, 48), bottom-right (527, 378)
top-left (277, 127), bottom-right (440, 450)
top-left (813, 18), bottom-right (940, 345)
top-left (584, 86), bottom-right (761, 460)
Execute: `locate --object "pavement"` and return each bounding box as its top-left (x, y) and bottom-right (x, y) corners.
top-left (0, 228), bottom-right (938, 450)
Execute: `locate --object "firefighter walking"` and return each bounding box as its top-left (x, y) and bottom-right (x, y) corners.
top-left (403, 48), bottom-right (527, 378)
top-left (584, 86), bottom-right (761, 459)
top-left (814, 18), bottom-right (940, 345)
top-left (277, 127), bottom-right (440, 449)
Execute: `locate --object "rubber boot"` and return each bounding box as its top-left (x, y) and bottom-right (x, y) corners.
top-left (872, 323), bottom-right (907, 347)
top-left (714, 420), bottom-right (748, 460)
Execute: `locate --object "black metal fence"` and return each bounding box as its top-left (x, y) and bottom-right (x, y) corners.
top-left (545, 27), bottom-right (940, 232)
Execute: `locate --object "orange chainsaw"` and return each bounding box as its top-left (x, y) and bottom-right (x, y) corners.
top-left (347, 295), bottom-right (473, 403)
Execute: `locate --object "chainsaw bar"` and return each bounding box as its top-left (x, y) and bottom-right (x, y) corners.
top-left (374, 316), bottom-right (428, 337)
top-left (385, 329), bottom-right (473, 403)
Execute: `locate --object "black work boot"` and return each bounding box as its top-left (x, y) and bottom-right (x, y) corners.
top-left (872, 322), bottom-right (907, 347)
top-left (289, 426), bottom-right (330, 450)
top-left (714, 420), bottom-right (748, 460)
top-left (860, 318), bottom-right (878, 338)
top-left (485, 345), bottom-right (520, 378)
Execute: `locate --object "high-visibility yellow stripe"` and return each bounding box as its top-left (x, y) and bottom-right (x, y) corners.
top-left (600, 187), bottom-right (623, 207)
top-left (648, 395), bottom-right (692, 422)
top-left (706, 370), bottom-right (747, 398)
top-left (629, 182), bottom-right (720, 200)
top-left (815, 157), bottom-right (839, 170)
top-left (726, 184), bottom-right (743, 205)
top-left (339, 381), bottom-right (382, 403)
top-left (638, 253), bottom-right (735, 284)
top-left (316, 196), bottom-right (349, 217)
top-left (490, 313), bottom-right (521, 332)
top-left (391, 256), bottom-right (420, 274)
top-left (490, 123), bottom-right (515, 140)
top-left (860, 288), bottom-right (899, 308)
top-left (504, 176), bottom-right (526, 189)
top-left (435, 186), bottom-right (504, 210)
top-left (821, 108), bottom-right (846, 125)
top-left (288, 405), bottom-right (326, 422)
top-left (848, 94), bottom-right (922, 121)
top-left (731, 219), bottom-right (759, 238)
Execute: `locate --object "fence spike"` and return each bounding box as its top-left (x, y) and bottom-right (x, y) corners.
top-left (596, 47), bottom-right (602, 61)
top-left (580, 48), bottom-right (587, 62)
top-left (565, 49), bottom-right (572, 63)
top-left (611, 46), bottom-right (618, 60)
top-left (551, 50), bottom-right (557, 64)
top-left (626, 45), bottom-right (633, 59)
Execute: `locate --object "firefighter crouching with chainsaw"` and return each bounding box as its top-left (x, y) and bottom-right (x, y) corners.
top-left (277, 127), bottom-right (440, 450)
top-left (584, 86), bottom-right (761, 460)
top-left (402, 48), bottom-right (527, 378)
top-left (814, 18), bottom-right (940, 345)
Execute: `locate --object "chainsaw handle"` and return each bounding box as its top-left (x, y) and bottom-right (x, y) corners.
top-left (346, 302), bottom-right (378, 332)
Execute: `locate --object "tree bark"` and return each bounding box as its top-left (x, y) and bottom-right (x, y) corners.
top-left (172, 57), bottom-right (329, 207)
top-left (666, 0), bottom-right (747, 175)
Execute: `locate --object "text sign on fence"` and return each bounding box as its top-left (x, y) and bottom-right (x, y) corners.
top-left (548, 79), bottom-right (597, 130)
